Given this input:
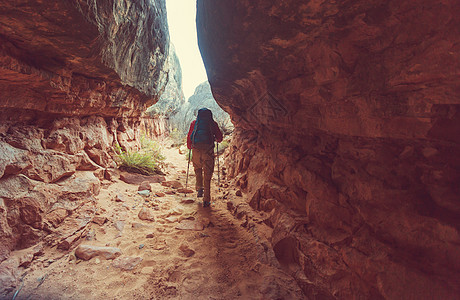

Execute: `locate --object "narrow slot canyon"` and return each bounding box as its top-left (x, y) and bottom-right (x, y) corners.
top-left (0, 1), bottom-right (459, 299)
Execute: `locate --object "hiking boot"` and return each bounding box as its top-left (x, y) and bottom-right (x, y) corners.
top-left (197, 188), bottom-right (204, 198)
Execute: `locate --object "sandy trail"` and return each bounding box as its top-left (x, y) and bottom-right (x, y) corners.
top-left (6, 142), bottom-right (303, 300)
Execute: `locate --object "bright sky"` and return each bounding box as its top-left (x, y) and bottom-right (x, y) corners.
top-left (166, 0), bottom-right (208, 100)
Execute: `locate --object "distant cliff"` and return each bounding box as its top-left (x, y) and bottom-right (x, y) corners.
top-left (170, 81), bottom-right (233, 136)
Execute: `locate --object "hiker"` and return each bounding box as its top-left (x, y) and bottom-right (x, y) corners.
top-left (187, 108), bottom-right (223, 207)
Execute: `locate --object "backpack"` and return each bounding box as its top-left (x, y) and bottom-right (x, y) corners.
top-left (191, 108), bottom-right (214, 148)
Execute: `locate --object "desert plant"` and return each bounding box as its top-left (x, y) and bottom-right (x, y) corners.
top-left (115, 137), bottom-right (165, 175)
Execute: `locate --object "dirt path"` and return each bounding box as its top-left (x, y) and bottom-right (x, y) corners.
top-left (7, 143), bottom-right (304, 300)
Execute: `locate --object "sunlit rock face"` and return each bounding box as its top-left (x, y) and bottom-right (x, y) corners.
top-left (197, 0), bottom-right (460, 298)
top-left (147, 44), bottom-right (186, 118)
top-left (0, 0), bottom-right (169, 261)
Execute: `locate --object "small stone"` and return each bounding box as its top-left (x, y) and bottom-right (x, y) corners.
top-left (139, 244), bottom-right (145, 249)
top-left (138, 207), bottom-right (155, 221)
top-left (92, 216), bottom-right (107, 226)
top-left (236, 190), bottom-right (243, 197)
top-left (165, 216), bottom-right (179, 223)
top-left (155, 192), bottom-right (165, 197)
top-left (164, 190), bottom-right (176, 195)
top-left (138, 190), bottom-right (151, 196)
top-left (161, 180), bottom-right (183, 189)
top-left (138, 181), bottom-right (152, 191)
top-left (177, 188), bottom-right (194, 194)
top-left (95, 258), bottom-right (101, 264)
top-left (113, 220), bottom-right (125, 232)
top-left (181, 199), bottom-right (195, 204)
top-left (176, 220), bottom-right (204, 231)
top-left (179, 244), bottom-right (195, 257)
top-left (115, 194), bottom-right (126, 202)
top-left (146, 233), bottom-right (154, 238)
top-left (112, 256), bottom-right (143, 271)
top-left (104, 169), bottom-right (117, 181)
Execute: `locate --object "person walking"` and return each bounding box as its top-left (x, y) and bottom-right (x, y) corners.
top-left (187, 108), bottom-right (223, 207)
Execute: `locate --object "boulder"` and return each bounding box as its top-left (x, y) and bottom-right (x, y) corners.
top-left (75, 245), bottom-right (122, 261)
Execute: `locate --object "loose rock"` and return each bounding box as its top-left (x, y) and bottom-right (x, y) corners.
top-left (138, 207), bottom-right (155, 221)
top-left (177, 188), bottom-right (194, 194)
top-left (181, 199), bottom-right (195, 204)
top-left (115, 194), bottom-right (126, 202)
top-left (112, 256), bottom-right (143, 271)
top-left (176, 220), bottom-right (204, 231)
top-left (120, 173), bottom-right (165, 185)
top-left (75, 245), bottom-right (122, 261)
top-left (138, 181), bottom-right (152, 191)
top-left (92, 216), bottom-right (107, 226)
top-left (137, 190), bottom-right (150, 197)
top-left (161, 180), bottom-right (183, 189)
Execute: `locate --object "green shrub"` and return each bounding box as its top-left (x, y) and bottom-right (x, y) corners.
top-left (115, 136), bottom-right (165, 175)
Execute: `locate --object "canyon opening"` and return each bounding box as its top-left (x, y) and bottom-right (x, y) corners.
top-left (0, 1), bottom-right (459, 299)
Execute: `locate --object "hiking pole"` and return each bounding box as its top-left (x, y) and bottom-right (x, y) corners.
top-left (216, 143), bottom-right (220, 192)
top-left (185, 149), bottom-right (191, 197)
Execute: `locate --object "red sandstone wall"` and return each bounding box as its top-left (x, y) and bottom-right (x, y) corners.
top-left (0, 0), bottom-right (169, 262)
top-left (197, 0), bottom-right (460, 298)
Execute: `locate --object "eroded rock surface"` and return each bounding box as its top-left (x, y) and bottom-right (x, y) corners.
top-left (197, 0), bottom-right (460, 298)
top-left (0, 0), bottom-right (170, 263)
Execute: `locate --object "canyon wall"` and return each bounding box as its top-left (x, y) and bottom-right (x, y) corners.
top-left (0, 0), bottom-right (169, 262)
top-left (147, 44), bottom-right (186, 118)
top-left (197, 0), bottom-right (460, 299)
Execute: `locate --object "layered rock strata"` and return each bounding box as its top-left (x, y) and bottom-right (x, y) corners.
top-left (197, 0), bottom-right (460, 298)
top-left (0, 0), bottom-right (169, 261)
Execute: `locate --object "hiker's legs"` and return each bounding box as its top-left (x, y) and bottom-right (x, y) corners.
top-left (192, 149), bottom-right (203, 191)
top-left (202, 147), bottom-right (215, 202)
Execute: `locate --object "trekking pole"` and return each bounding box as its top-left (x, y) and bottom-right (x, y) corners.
top-left (217, 143), bottom-right (220, 191)
top-left (185, 149), bottom-right (191, 197)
